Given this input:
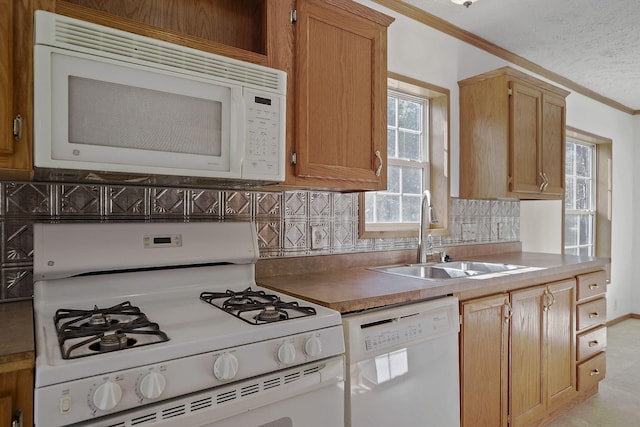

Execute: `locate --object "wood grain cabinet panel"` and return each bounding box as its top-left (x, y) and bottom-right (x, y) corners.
top-left (576, 270), bottom-right (607, 301)
top-left (576, 297), bottom-right (606, 332)
top-left (577, 351), bottom-right (606, 391)
top-left (292, 0), bottom-right (393, 190)
top-left (0, 0), bottom-right (33, 178)
top-left (459, 66), bottom-right (569, 200)
top-left (460, 294), bottom-right (509, 427)
top-left (577, 325), bottom-right (606, 362)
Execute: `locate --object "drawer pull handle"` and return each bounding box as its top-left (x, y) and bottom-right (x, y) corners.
top-left (590, 369), bottom-right (601, 376)
top-left (588, 340), bottom-right (599, 347)
top-left (589, 284), bottom-right (600, 290)
top-left (589, 312), bottom-right (600, 318)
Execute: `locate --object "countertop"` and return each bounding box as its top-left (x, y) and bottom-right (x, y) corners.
top-left (0, 300), bottom-right (35, 372)
top-left (257, 252), bottom-right (610, 313)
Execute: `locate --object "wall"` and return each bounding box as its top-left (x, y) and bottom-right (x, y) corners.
top-left (358, 0), bottom-right (636, 320)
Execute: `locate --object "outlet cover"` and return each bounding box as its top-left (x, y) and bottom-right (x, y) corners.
top-left (461, 223), bottom-right (476, 241)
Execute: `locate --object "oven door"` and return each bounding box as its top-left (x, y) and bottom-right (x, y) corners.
top-left (75, 356), bottom-right (344, 427)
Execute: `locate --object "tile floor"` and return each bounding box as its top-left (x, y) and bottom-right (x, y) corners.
top-left (547, 318), bottom-right (640, 426)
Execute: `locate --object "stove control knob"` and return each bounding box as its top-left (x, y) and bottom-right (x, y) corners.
top-left (139, 372), bottom-right (167, 400)
top-left (213, 353), bottom-right (239, 381)
top-left (277, 343), bottom-right (297, 364)
top-left (92, 381), bottom-right (122, 412)
top-left (304, 336), bottom-right (323, 357)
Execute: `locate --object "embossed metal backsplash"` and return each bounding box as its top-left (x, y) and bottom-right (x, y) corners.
top-left (0, 182), bottom-right (519, 301)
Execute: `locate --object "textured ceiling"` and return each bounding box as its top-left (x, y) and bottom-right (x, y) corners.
top-left (402, 0), bottom-right (640, 112)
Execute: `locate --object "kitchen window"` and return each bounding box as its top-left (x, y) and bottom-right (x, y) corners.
top-left (359, 74), bottom-right (449, 238)
top-left (564, 140), bottom-right (596, 255)
top-left (564, 127), bottom-right (612, 263)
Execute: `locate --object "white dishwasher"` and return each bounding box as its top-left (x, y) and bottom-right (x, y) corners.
top-left (343, 296), bottom-right (460, 427)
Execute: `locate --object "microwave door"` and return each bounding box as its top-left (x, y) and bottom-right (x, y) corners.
top-left (34, 46), bottom-right (244, 179)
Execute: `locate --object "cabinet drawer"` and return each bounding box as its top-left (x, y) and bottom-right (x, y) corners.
top-left (577, 325), bottom-right (607, 362)
top-left (576, 271), bottom-right (607, 301)
top-left (577, 352), bottom-right (606, 391)
top-left (577, 298), bottom-right (606, 331)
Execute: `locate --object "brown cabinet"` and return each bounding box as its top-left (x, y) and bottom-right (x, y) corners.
top-left (0, 0), bottom-right (33, 178)
top-left (510, 279), bottom-right (576, 426)
top-left (460, 278), bottom-right (577, 427)
top-left (460, 294), bottom-right (509, 427)
top-left (575, 270), bottom-right (607, 391)
top-left (289, 0), bottom-right (393, 190)
top-left (0, 301), bottom-right (35, 427)
top-left (459, 67), bottom-right (569, 199)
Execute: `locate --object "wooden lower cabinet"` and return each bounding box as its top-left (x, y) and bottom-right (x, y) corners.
top-left (510, 279), bottom-right (576, 426)
top-left (460, 278), bottom-right (577, 427)
top-left (460, 294), bottom-right (509, 427)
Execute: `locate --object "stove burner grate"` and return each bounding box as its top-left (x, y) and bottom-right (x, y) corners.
top-left (200, 287), bottom-right (316, 325)
top-left (54, 301), bottom-right (169, 359)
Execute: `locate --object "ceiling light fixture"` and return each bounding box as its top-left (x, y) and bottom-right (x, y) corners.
top-left (451, 0), bottom-right (478, 7)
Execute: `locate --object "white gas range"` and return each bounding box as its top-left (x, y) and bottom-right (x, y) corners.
top-left (32, 222), bottom-right (345, 427)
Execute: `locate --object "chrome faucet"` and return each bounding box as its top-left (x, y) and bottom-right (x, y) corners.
top-left (417, 190), bottom-right (440, 264)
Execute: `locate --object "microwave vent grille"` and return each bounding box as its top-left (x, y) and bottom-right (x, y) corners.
top-left (49, 16), bottom-right (284, 93)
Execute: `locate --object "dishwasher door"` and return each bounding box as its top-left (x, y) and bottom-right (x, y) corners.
top-left (343, 296), bottom-right (460, 427)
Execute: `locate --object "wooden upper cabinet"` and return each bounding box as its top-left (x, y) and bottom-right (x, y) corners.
top-left (459, 67), bottom-right (569, 200)
top-left (291, 0), bottom-right (393, 190)
top-left (0, 0), bottom-right (33, 178)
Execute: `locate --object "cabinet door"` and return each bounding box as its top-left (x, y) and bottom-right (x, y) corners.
top-left (0, 0), bottom-right (13, 154)
top-left (540, 93), bottom-right (566, 196)
top-left (294, 0), bottom-right (388, 190)
top-left (460, 295), bottom-right (509, 427)
top-left (546, 279), bottom-right (577, 409)
top-left (510, 285), bottom-right (546, 426)
top-left (509, 81), bottom-right (542, 195)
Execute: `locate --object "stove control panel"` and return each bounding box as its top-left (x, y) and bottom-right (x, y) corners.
top-left (35, 325), bottom-right (345, 426)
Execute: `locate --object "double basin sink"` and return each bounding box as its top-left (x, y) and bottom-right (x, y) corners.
top-left (370, 261), bottom-right (527, 281)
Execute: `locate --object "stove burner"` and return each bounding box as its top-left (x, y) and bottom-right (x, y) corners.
top-left (200, 287), bottom-right (316, 325)
top-left (89, 331), bottom-right (137, 352)
top-left (54, 301), bottom-right (169, 359)
top-left (255, 307), bottom-right (288, 323)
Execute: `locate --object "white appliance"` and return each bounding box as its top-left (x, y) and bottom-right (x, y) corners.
top-left (32, 222), bottom-right (345, 427)
top-left (343, 296), bottom-right (460, 427)
top-left (33, 11), bottom-right (286, 184)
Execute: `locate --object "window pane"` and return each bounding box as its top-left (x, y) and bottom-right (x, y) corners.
top-left (576, 178), bottom-right (591, 210)
top-left (576, 144), bottom-right (592, 177)
top-left (387, 165), bottom-right (400, 193)
top-left (398, 131), bottom-right (421, 161)
top-left (401, 167), bottom-right (423, 195)
top-left (565, 142), bottom-right (575, 176)
top-left (579, 214), bottom-right (592, 245)
top-left (566, 247), bottom-right (579, 256)
top-left (398, 99), bottom-right (421, 131)
top-left (364, 192), bottom-right (374, 222)
top-left (387, 129), bottom-right (396, 158)
top-left (387, 97), bottom-right (397, 127)
top-left (565, 215), bottom-right (578, 246)
top-left (565, 178), bottom-right (575, 209)
top-left (402, 194), bottom-right (421, 222)
top-left (376, 195), bottom-right (400, 222)
top-left (578, 246), bottom-right (591, 256)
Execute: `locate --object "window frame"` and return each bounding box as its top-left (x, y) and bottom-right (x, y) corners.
top-left (359, 73), bottom-right (450, 239)
top-left (564, 139), bottom-right (596, 256)
top-left (563, 126), bottom-right (612, 262)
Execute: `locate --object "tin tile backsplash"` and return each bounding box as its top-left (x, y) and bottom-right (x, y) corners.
top-left (0, 181), bottom-right (519, 301)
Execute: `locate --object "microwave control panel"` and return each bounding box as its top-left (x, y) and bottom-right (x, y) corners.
top-left (244, 89), bottom-right (284, 179)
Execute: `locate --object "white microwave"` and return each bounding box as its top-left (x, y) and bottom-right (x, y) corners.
top-left (33, 11), bottom-right (286, 183)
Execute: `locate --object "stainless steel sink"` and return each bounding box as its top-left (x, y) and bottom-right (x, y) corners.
top-left (370, 261), bottom-right (527, 281)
